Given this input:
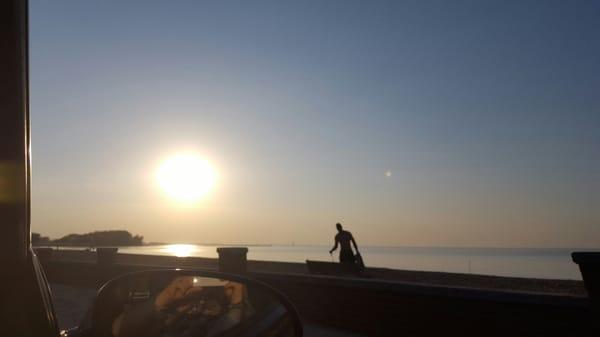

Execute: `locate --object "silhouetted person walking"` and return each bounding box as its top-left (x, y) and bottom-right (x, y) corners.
top-left (329, 223), bottom-right (359, 264)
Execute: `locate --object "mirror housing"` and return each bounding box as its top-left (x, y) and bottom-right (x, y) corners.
top-left (68, 269), bottom-right (303, 337)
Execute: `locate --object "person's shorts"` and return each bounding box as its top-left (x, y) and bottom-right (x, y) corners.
top-left (340, 251), bottom-right (355, 264)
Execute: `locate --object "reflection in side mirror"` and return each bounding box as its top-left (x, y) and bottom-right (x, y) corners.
top-left (90, 270), bottom-right (302, 337)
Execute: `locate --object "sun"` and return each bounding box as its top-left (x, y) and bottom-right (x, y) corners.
top-left (156, 154), bottom-right (217, 204)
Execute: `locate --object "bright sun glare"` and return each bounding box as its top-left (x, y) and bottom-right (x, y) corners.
top-left (163, 244), bottom-right (198, 257)
top-left (156, 154), bottom-right (217, 204)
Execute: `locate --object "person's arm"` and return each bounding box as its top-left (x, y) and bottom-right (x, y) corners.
top-left (112, 312), bottom-right (124, 337)
top-left (112, 301), bottom-right (164, 337)
top-left (207, 283), bottom-right (246, 336)
top-left (113, 277), bottom-right (203, 337)
top-left (329, 237), bottom-right (338, 254)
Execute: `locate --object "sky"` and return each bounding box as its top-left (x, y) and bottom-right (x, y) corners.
top-left (29, 0), bottom-right (599, 247)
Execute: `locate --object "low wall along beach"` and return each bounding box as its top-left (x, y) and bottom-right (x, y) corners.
top-left (39, 248), bottom-right (595, 336)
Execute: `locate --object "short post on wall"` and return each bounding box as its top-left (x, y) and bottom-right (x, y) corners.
top-left (217, 247), bottom-right (248, 274)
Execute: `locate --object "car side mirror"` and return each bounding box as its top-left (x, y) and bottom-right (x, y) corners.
top-left (72, 269), bottom-right (303, 337)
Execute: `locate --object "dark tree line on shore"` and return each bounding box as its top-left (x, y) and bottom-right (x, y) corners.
top-left (31, 230), bottom-right (144, 247)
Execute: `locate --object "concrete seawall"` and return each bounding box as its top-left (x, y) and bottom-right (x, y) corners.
top-left (40, 251), bottom-right (595, 336)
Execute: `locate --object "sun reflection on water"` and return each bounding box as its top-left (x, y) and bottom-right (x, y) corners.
top-left (163, 244), bottom-right (198, 257)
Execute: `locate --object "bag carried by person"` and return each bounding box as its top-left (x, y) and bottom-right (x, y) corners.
top-left (355, 252), bottom-right (365, 271)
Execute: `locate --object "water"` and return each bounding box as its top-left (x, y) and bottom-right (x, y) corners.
top-left (103, 244), bottom-right (586, 280)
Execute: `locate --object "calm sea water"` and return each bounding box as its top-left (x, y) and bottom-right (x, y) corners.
top-left (106, 244), bottom-right (587, 280)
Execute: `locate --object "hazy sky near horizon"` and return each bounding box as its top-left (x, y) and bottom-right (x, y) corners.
top-left (30, 1), bottom-right (599, 247)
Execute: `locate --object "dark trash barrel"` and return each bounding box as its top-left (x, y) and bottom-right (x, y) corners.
top-left (572, 252), bottom-right (600, 302)
top-left (572, 252), bottom-right (600, 334)
top-left (217, 247), bottom-right (248, 274)
top-left (97, 247), bottom-right (118, 265)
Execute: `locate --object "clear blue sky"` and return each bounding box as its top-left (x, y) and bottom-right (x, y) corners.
top-left (29, 1), bottom-right (599, 247)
